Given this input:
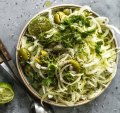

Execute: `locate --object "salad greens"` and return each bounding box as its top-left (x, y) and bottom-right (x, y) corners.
top-left (18, 6), bottom-right (118, 105)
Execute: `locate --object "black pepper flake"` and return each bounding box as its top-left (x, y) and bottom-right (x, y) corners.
top-left (115, 86), bottom-right (118, 90)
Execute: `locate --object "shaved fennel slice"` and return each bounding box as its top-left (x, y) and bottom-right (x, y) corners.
top-left (45, 28), bottom-right (57, 38)
top-left (88, 87), bottom-right (103, 99)
top-left (58, 97), bottom-right (75, 106)
top-left (85, 67), bottom-right (99, 74)
top-left (28, 40), bottom-right (39, 51)
top-left (101, 45), bottom-right (111, 51)
top-left (83, 58), bottom-right (100, 67)
top-left (59, 64), bottom-right (83, 85)
top-left (42, 86), bottom-right (46, 94)
top-left (101, 28), bottom-right (109, 38)
top-left (57, 85), bottom-right (67, 93)
top-left (88, 16), bottom-right (102, 32)
top-left (21, 36), bottom-right (27, 48)
top-left (84, 42), bottom-right (91, 57)
top-left (87, 80), bottom-right (97, 88)
top-left (77, 57), bottom-right (84, 63)
top-left (47, 9), bottom-right (54, 25)
top-left (58, 60), bottom-right (70, 67)
top-left (57, 79), bottom-right (67, 92)
top-left (106, 62), bottom-right (117, 73)
top-left (35, 63), bottom-right (48, 70)
top-left (98, 76), bottom-right (112, 85)
top-left (58, 54), bottom-right (70, 61)
top-left (67, 48), bottom-right (75, 58)
top-left (101, 48), bottom-right (116, 59)
top-left (77, 80), bottom-right (86, 91)
top-left (96, 17), bottom-right (109, 25)
top-left (38, 70), bottom-right (45, 78)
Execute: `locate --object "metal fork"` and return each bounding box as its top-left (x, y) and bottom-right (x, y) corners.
top-left (0, 39), bottom-right (54, 113)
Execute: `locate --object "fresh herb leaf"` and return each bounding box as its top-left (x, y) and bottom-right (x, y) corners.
top-left (48, 63), bottom-right (57, 71)
top-left (63, 72), bottom-right (77, 82)
top-left (42, 77), bottom-right (53, 86)
top-left (63, 15), bottom-right (85, 25)
top-left (95, 41), bottom-right (103, 54)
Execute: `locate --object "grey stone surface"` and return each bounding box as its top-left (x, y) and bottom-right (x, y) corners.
top-left (0, 0), bottom-right (120, 113)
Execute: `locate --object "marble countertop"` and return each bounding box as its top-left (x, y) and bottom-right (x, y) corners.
top-left (0, 0), bottom-right (120, 113)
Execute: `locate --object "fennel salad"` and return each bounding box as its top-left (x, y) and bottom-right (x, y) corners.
top-left (18, 6), bottom-right (118, 105)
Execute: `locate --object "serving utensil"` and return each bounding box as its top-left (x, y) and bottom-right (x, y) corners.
top-left (0, 39), bottom-right (54, 113)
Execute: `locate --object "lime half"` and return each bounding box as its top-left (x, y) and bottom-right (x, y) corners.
top-left (0, 82), bottom-right (14, 104)
top-left (28, 16), bottom-right (52, 37)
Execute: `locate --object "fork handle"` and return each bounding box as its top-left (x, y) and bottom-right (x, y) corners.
top-left (0, 39), bottom-right (11, 61)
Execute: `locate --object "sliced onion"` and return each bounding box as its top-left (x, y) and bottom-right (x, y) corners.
top-left (101, 29), bottom-right (109, 38)
top-left (88, 16), bottom-right (102, 32)
top-left (59, 64), bottom-right (83, 85)
top-left (83, 58), bottom-right (99, 67)
top-left (47, 9), bottom-right (54, 25)
top-left (96, 17), bottom-right (109, 25)
top-left (21, 36), bottom-right (27, 48)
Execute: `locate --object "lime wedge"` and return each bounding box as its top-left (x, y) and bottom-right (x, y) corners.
top-left (0, 82), bottom-right (14, 104)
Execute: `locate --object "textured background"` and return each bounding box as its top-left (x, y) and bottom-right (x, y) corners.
top-left (0, 0), bottom-right (120, 113)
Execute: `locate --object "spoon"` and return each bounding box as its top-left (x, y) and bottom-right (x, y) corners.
top-left (30, 102), bottom-right (54, 113)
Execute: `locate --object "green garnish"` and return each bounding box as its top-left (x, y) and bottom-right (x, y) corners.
top-left (42, 77), bottom-right (52, 86)
top-left (95, 41), bottom-right (103, 54)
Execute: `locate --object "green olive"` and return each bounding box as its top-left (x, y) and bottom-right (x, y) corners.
top-left (70, 59), bottom-right (80, 72)
top-left (54, 12), bottom-right (66, 24)
top-left (19, 48), bottom-right (30, 60)
top-left (40, 50), bottom-right (48, 57)
top-left (28, 16), bottom-right (52, 37)
top-left (63, 9), bottom-right (72, 15)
